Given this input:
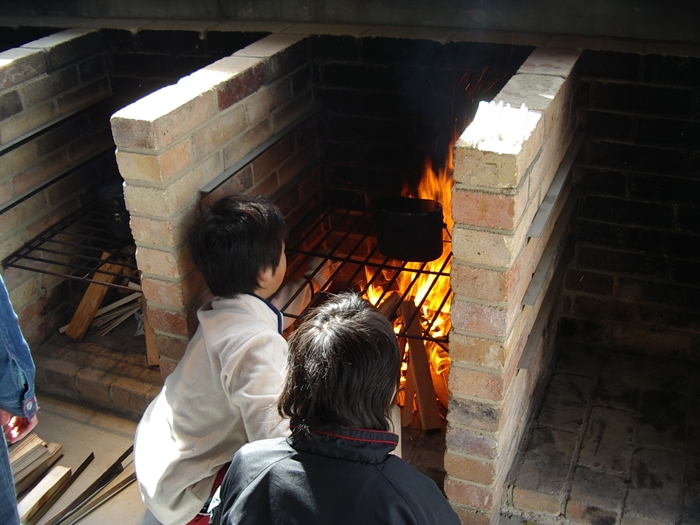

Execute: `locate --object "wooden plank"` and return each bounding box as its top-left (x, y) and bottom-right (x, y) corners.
top-left (60, 471), bottom-right (137, 525)
top-left (43, 445), bottom-right (132, 525)
top-left (15, 442), bottom-right (63, 495)
top-left (400, 302), bottom-right (442, 431)
top-left (25, 453), bottom-right (94, 525)
top-left (65, 253), bottom-right (124, 341)
top-left (141, 296), bottom-right (159, 367)
top-left (94, 291), bottom-right (142, 317)
top-left (9, 433), bottom-right (45, 471)
top-left (17, 465), bottom-right (71, 524)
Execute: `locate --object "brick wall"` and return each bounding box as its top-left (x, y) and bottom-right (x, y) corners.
top-left (93, 18), bottom-right (270, 108)
top-left (111, 33), bottom-right (322, 376)
top-left (563, 50), bottom-right (700, 360)
top-left (446, 48), bottom-right (580, 524)
top-left (311, 34), bottom-right (532, 202)
top-left (0, 28), bottom-right (114, 347)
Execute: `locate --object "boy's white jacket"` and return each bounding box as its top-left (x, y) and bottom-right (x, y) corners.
top-left (134, 294), bottom-right (290, 525)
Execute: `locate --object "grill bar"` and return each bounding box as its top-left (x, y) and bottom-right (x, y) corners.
top-left (275, 204), bottom-right (451, 344)
top-left (3, 202), bottom-right (139, 291)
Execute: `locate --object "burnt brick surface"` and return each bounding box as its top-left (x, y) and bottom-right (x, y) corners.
top-left (564, 269), bottom-right (615, 295)
top-left (575, 296), bottom-right (659, 327)
top-left (100, 28), bottom-right (137, 52)
top-left (578, 109), bottom-right (634, 140)
top-left (108, 52), bottom-right (177, 79)
top-left (559, 318), bottom-right (607, 342)
top-left (310, 35), bottom-right (359, 61)
top-left (265, 38), bottom-right (310, 83)
top-left (204, 31), bottom-right (268, 55)
top-left (670, 260), bottom-right (700, 285)
top-left (587, 141), bottom-right (685, 174)
top-left (0, 90), bottom-right (22, 120)
top-left (570, 218), bottom-right (625, 246)
top-left (618, 278), bottom-right (700, 309)
top-left (636, 117), bottom-right (700, 148)
top-left (317, 88), bottom-right (363, 114)
top-left (632, 174), bottom-right (700, 204)
top-left (690, 152), bottom-right (700, 175)
top-left (579, 50), bottom-right (641, 80)
top-left (578, 167), bottom-right (627, 196)
top-left (360, 37), bottom-right (445, 66)
top-left (78, 54), bottom-right (107, 83)
top-left (138, 29), bottom-right (204, 54)
top-left (589, 82), bottom-right (693, 117)
top-left (321, 62), bottom-right (399, 91)
top-left (644, 55), bottom-right (700, 86)
top-left (678, 206), bottom-right (700, 234)
top-left (579, 195), bottom-right (674, 229)
top-left (578, 245), bottom-right (667, 278)
top-left (627, 229), bottom-right (700, 258)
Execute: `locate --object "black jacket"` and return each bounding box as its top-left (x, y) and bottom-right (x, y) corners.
top-left (210, 427), bottom-right (460, 525)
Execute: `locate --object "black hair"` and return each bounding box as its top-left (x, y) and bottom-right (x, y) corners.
top-left (189, 194), bottom-right (286, 298)
top-left (278, 292), bottom-right (401, 435)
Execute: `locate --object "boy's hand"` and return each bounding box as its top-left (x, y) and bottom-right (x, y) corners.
top-left (1, 410), bottom-right (38, 444)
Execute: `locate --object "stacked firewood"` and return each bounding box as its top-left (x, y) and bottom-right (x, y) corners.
top-left (9, 433), bottom-right (134, 525)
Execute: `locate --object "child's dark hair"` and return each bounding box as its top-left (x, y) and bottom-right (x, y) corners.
top-left (189, 194), bottom-right (286, 298)
top-left (278, 292), bottom-right (401, 435)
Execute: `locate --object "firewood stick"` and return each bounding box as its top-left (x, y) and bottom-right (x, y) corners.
top-left (401, 366), bottom-right (416, 426)
top-left (25, 453), bottom-right (94, 525)
top-left (94, 292), bottom-right (142, 317)
top-left (400, 302), bottom-right (442, 430)
top-left (65, 253), bottom-right (125, 341)
top-left (377, 291), bottom-right (401, 320)
top-left (15, 442), bottom-right (63, 495)
top-left (17, 465), bottom-right (71, 523)
top-left (141, 296), bottom-right (159, 367)
top-left (43, 446), bottom-right (132, 525)
top-left (61, 471), bottom-right (137, 525)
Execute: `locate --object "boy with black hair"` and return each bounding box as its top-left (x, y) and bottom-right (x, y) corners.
top-left (210, 293), bottom-right (460, 525)
top-left (134, 194), bottom-right (330, 525)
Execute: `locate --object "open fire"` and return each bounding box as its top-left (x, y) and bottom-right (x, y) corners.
top-left (365, 135), bottom-right (455, 428)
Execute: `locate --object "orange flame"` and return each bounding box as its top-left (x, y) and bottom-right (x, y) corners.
top-left (366, 132), bottom-right (455, 409)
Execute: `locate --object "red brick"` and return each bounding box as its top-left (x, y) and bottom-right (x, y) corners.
top-left (451, 260), bottom-right (521, 303)
top-left (146, 306), bottom-right (189, 337)
top-left (154, 333), bottom-right (188, 362)
top-left (444, 476), bottom-right (495, 511)
top-left (512, 485), bottom-right (560, 514)
top-left (448, 332), bottom-right (506, 370)
top-left (452, 189), bottom-right (516, 230)
top-left (445, 425), bottom-right (498, 460)
top-left (450, 299), bottom-right (508, 338)
top-left (445, 452), bottom-right (495, 486)
top-left (215, 60), bottom-right (266, 110)
top-left (449, 364), bottom-right (504, 402)
top-left (451, 504), bottom-right (491, 525)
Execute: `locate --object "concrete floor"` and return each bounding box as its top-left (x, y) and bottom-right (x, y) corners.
top-left (14, 394), bottom-right (159, 525)
top-left (502, 340), bottom-right (700, 525)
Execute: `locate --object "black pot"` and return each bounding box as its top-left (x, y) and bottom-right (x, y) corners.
top-left (374, 196), bottom-right (445, 262)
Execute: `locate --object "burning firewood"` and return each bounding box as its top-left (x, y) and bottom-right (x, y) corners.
top-left (400, 302), bottom-right (442, 431)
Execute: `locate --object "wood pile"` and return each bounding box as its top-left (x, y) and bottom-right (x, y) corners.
top-left (9, 432), bottom-right (135, 525)
top-left (9, 433), bottom-right (63, 494)
top-left (58, 249), bottom-right (159, 367)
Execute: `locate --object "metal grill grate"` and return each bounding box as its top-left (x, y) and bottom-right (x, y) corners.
top-left (275, 204), bottom-right (452, 345)
top-left (2, 201), bottom-right (139, 291)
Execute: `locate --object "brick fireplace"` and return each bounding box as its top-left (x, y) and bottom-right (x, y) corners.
top-left (106, 29), bottom-right (581, 523)
top-left (2, 15), bottom-right (699, 525)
